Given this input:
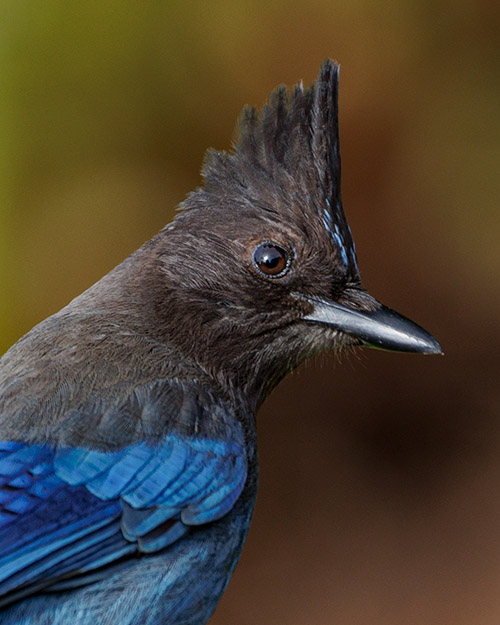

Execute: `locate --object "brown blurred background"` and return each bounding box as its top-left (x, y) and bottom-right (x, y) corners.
top-left (1, 2), bottom-right (500, 623)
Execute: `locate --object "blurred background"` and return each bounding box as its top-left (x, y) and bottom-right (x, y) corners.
top-left (1, 1), bottom-right (499, 623)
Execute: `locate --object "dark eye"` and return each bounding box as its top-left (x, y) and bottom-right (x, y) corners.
top-left (252, 241), bottom-right (291, 278)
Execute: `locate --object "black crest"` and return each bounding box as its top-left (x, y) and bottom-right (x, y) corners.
top-left (189, 60), bottom-right (358, 274)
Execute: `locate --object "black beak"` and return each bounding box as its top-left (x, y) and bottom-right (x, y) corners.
top-left (299, 296), bottom-right (442, 355)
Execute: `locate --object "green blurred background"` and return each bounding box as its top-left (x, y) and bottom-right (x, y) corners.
top-left (1, 2), bottom-right (500, 624)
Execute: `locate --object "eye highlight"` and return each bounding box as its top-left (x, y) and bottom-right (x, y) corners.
top-left (252, 241), bottom-right (291, 278)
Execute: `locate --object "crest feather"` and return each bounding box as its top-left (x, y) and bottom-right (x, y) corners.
top-left (196, 59), bottom-right (358, 274)
top-left (232, 60), bottom-right (340, 195)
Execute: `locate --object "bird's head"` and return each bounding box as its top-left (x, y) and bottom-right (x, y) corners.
top-left (142, 60), bottom-right (441, 405)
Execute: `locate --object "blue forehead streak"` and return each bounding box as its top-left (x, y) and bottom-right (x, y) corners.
top-left (321, 206), bottom-right (349, 266)
top-left (321, 199), bottom-right (358, 271)
top-left (322, 215), bottom-right (349, 265)
top-left (349, 237), bottom-right (358, 271)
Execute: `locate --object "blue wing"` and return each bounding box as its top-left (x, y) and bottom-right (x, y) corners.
top-left (0, 429), bottom-right (247, 605)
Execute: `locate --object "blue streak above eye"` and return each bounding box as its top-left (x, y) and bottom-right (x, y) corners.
top-left (321, 198), bottom-right (358, 270)
top-left (321, 214), bottom-right (349, 266)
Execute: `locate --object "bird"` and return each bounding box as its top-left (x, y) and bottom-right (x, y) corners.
top-left (0, 60), bottom-right (441, 624)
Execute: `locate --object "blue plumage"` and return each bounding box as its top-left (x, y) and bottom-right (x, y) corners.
top-left (0, 430), bottom-right (247, 604)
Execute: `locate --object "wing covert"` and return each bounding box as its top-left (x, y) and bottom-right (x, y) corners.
top-left (0, 380), bottom-right (248, 605)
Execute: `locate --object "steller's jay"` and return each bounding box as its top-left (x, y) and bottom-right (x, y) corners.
top-left (0, 60), bottom-right (441, 624)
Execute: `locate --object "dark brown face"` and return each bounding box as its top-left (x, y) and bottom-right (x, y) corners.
top-left (235, 217), bottom-right (359, 316)
top-left (155, 211), bottom-right (360, 380)
top-left (152, 203), bottom-right (440, 410)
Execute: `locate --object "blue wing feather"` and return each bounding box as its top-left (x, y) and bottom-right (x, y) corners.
top-left (0, 426), bottom-right (248, 604)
